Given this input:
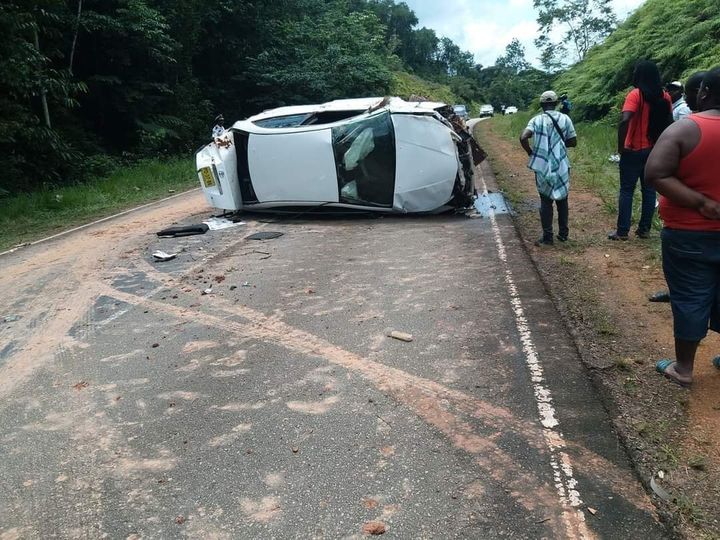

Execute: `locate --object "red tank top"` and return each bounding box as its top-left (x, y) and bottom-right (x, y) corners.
top-left (660, 114), bottom-right (720, 231)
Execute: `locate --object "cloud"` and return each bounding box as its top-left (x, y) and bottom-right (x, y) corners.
top-left (403, 0), bottom-right (646, 67)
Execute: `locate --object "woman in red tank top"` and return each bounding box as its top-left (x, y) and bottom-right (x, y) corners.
top-left (645, 67), bottom-right (720, 387)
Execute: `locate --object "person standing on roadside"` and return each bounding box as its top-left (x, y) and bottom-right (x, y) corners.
top-left (609, 60), bottom-right (673, 241)
top-left (519, 91), bottom-right (577, 246)
top-left (559, 94), bottom-right (572, 115)
top-left (667, 81), bottom-right (692, 121)
top-left (646, 67), bottom-right (720, 387)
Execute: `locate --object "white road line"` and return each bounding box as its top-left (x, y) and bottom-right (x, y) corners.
top-left (479, 170), bottom-right (593, 540)
top-left (0, 188), bottom-right (200, 258)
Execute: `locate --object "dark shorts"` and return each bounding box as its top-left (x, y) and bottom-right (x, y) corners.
top-left (662, 228), bottom-right (720, 341)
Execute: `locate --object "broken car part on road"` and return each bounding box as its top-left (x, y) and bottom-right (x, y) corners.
top-left (195, 97), bottom-right (484, 215)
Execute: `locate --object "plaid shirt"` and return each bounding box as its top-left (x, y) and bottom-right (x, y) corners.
top-left (526, 111), bottom-right (576, 200)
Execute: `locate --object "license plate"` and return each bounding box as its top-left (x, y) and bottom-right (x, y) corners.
top-left (200, 167), bottom-right (216, 188)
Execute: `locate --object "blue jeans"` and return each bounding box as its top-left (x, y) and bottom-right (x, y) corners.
top-left (616, 149), bottom-right (655, 236)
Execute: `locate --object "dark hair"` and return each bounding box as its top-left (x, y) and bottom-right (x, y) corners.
top-left (701, 67), bottom-right (720, 101)
top-left (632, 61), bottom-right (672, 143)
top-left (686, 71), bottom-right (708, 93)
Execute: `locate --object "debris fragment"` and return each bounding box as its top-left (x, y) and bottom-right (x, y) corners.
top-left (650, 475), bottom-right (672, 501)
top-left (535, 517), bottom-right (551, 524)
top-left (157, 224), bottom-right (209, 238)
top-left (152, 343), bottom-right (159, 348)
top-left (291, 446), bottom-right (299, 454)
top-left (241, 282), bottom-right (251, 288)
top-left (73, 381), bottom-right (89, 391)
top-left (587, 507), bottom-right (598, 516)
top-left (175, 515), bottom-right (186, 525)
top-left (2, 315), bottom-right (20, 323)
top-left (307, 288), bottom-right (316, 294)
top-left (230, 285), bottom-right (238, 291)
top-left (387, 330), bottom-right (413, 342)
top-left (202, 287), bottom-right (213, 295)
top-left (362, 521), bottom-right (386, 535)
top-left (203, 217), bottom-right (246, 231)
top-left (246, 231), bottom-right (284, 241)
top-left (362, 497), bottom-right (379, 509)
top-left (214, 275), bottom-right (226, 283)
top-left (152, 250), bottom-right (177, 262)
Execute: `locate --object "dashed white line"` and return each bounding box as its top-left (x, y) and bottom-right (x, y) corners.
top-left (478, 169), bottom-right (593, 540)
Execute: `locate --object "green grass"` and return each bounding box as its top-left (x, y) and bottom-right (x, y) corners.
top-left (0, 158), bottom-right (197, 251)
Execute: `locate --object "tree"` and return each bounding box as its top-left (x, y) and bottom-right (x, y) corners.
top-left (534, 0), bottom-right (618, 70)
top-left (495, 38), bottom-right (530, 75)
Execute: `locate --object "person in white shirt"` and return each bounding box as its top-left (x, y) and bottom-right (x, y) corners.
top-left (666, 81), bottom-right (692, 121)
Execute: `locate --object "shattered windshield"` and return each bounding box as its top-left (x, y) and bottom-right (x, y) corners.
top-left (332, 112), bottom-right (395, 207)
top-left (252, 114), bottom-right (312, 128)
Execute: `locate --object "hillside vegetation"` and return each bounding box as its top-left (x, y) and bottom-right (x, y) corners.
top-left (556, 0), bottom-right (720, 120)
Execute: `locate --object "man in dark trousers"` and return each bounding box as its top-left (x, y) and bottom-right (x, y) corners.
top-left (519, 91), bottom-right (577, 246)
top-left (646, 67), bottom-right (720, 386)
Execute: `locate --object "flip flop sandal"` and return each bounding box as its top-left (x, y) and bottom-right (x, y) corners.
top-left (655, 359), bottom-right (692, 388)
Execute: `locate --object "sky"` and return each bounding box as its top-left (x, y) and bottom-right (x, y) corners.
top-left (402, 0), bottom-right (647, 67)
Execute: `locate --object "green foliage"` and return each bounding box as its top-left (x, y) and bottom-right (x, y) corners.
top-left (556, 0), bottom-right (720, 121)
top-left (390, 71), bottom-right (458, 104)
top-left (2, 0), bottom-right (493, 195)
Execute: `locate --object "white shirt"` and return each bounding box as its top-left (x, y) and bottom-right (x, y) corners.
top-left (672, 98), bottom-right (692, 121)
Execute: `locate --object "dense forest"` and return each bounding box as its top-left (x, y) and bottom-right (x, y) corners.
top-left (556, 0), bottom-right (720, 121)
top-left (0, 0), bottom-right (555, 194)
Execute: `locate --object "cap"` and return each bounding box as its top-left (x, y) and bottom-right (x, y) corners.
top-left (540, 90), bottom-right (558, 103)
top-left (667, 81), bottom-right (683, 90)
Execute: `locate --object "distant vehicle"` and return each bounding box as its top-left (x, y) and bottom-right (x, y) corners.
top-left (453, 104), bottom-right (469, 121)
top-left (504, 106), bottom-right (518, 115)
top-left (479, 104), bottom-right (494, 118)
top-left (195, 97), bottom-right (482, 215)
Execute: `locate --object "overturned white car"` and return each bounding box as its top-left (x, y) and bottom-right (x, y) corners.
top-left (195, 97), bottom-right (482, 214)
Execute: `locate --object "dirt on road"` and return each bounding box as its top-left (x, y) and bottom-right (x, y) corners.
top-left (476, 119), bottom-right (720, 538)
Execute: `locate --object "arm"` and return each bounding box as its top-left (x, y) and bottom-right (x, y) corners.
top-left (645, 124), bottom-right (720, 219)
top-left (565, 136), bottom-right (577, 148)
top-left (617, 111), bottom-right (633, 154)
top-left (519, 128), bottom-right (533, 157)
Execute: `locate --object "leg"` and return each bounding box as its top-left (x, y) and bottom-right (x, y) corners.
top-left (539, 193), bottom-right (554, 242)
top-left (660, 229), bottom-right (720, 383)
top-left (637, 149), bottom-right (656, 235)
top-left (615, 151), bottom-right (640, 237)
top-left (556, 197), bottom-right (569, 240)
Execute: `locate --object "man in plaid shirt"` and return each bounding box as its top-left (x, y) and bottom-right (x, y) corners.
top-left (520, 90), bottom-right (578, 245)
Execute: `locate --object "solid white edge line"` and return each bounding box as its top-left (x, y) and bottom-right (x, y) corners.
top-left (0, 188), bottom-right (201, 258)
top-left (478, 168), bottom-right (593, 540)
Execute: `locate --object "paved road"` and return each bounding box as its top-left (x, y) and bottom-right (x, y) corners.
top-left (0, 157), bottom-right (664, 538)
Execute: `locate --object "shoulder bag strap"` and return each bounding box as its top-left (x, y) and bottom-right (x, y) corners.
top-left (544, 112), bottom-right (566, 144)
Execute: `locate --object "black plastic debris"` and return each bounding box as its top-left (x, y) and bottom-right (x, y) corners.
top-left (157, 224), bottom-right (209, 238)
top-left (245, 231), bottom-right (284, 241)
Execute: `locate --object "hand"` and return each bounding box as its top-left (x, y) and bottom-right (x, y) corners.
top-left (698, 198), bottom-right (720, 219)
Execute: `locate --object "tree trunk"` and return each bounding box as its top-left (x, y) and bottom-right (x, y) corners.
top-left (33, 28), bottom-right (52, 129)
top-left (69, 0), bottom-right (83, 75)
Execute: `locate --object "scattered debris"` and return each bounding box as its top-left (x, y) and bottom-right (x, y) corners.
top-left (362, 521), bottom-right (386, 535)
top-left (535, 517), bottom-right (552, 524)
top-left (242, 282), bottom-right (251, 288)
top-left (73, 381), bottom-right (89, 391)
top-left (609, 154), bottom-right (621, 163)
top-left (230, 285), bottom-right (238, 291)
top-left (202, 287), bottom-right (213, 295)
top-left (587, 507), bottom-right (598, 516)
top-left (387, 330), bottom-right (414, 342)
top-left (2, 315), bottom-right (21, 323)
top-left (246, 231), bottom-right (284, 241)
top-left (175, 515), bottom-right (186, 525)
top-left (157, 224), bottom-right (209, 238)
top-left (168, 189), bottom-right (176, 193)
top-left (203, 217), bottom-right (246, 231)
top-left (307, 288), bottom-right (316, 294)
top-left (152, 250), bottom-right (177, 262)
top-left (152, 343), bottom-right (159, 348)
top-left (214, 275), bottom-right (226, 283)
top-left (291, 446), bottom-right (299, 454)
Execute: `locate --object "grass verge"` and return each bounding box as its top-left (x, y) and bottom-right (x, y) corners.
top-left (0, 158), bottom-right (197, 252)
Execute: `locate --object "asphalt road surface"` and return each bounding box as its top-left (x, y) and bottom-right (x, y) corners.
top-left (0, 158), bottom-right (665, 538)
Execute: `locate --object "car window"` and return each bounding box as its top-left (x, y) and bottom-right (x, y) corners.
top-left (253, 114), bottom-right (312, 128)
top-left (332, 112), bottom-right (395, 207)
